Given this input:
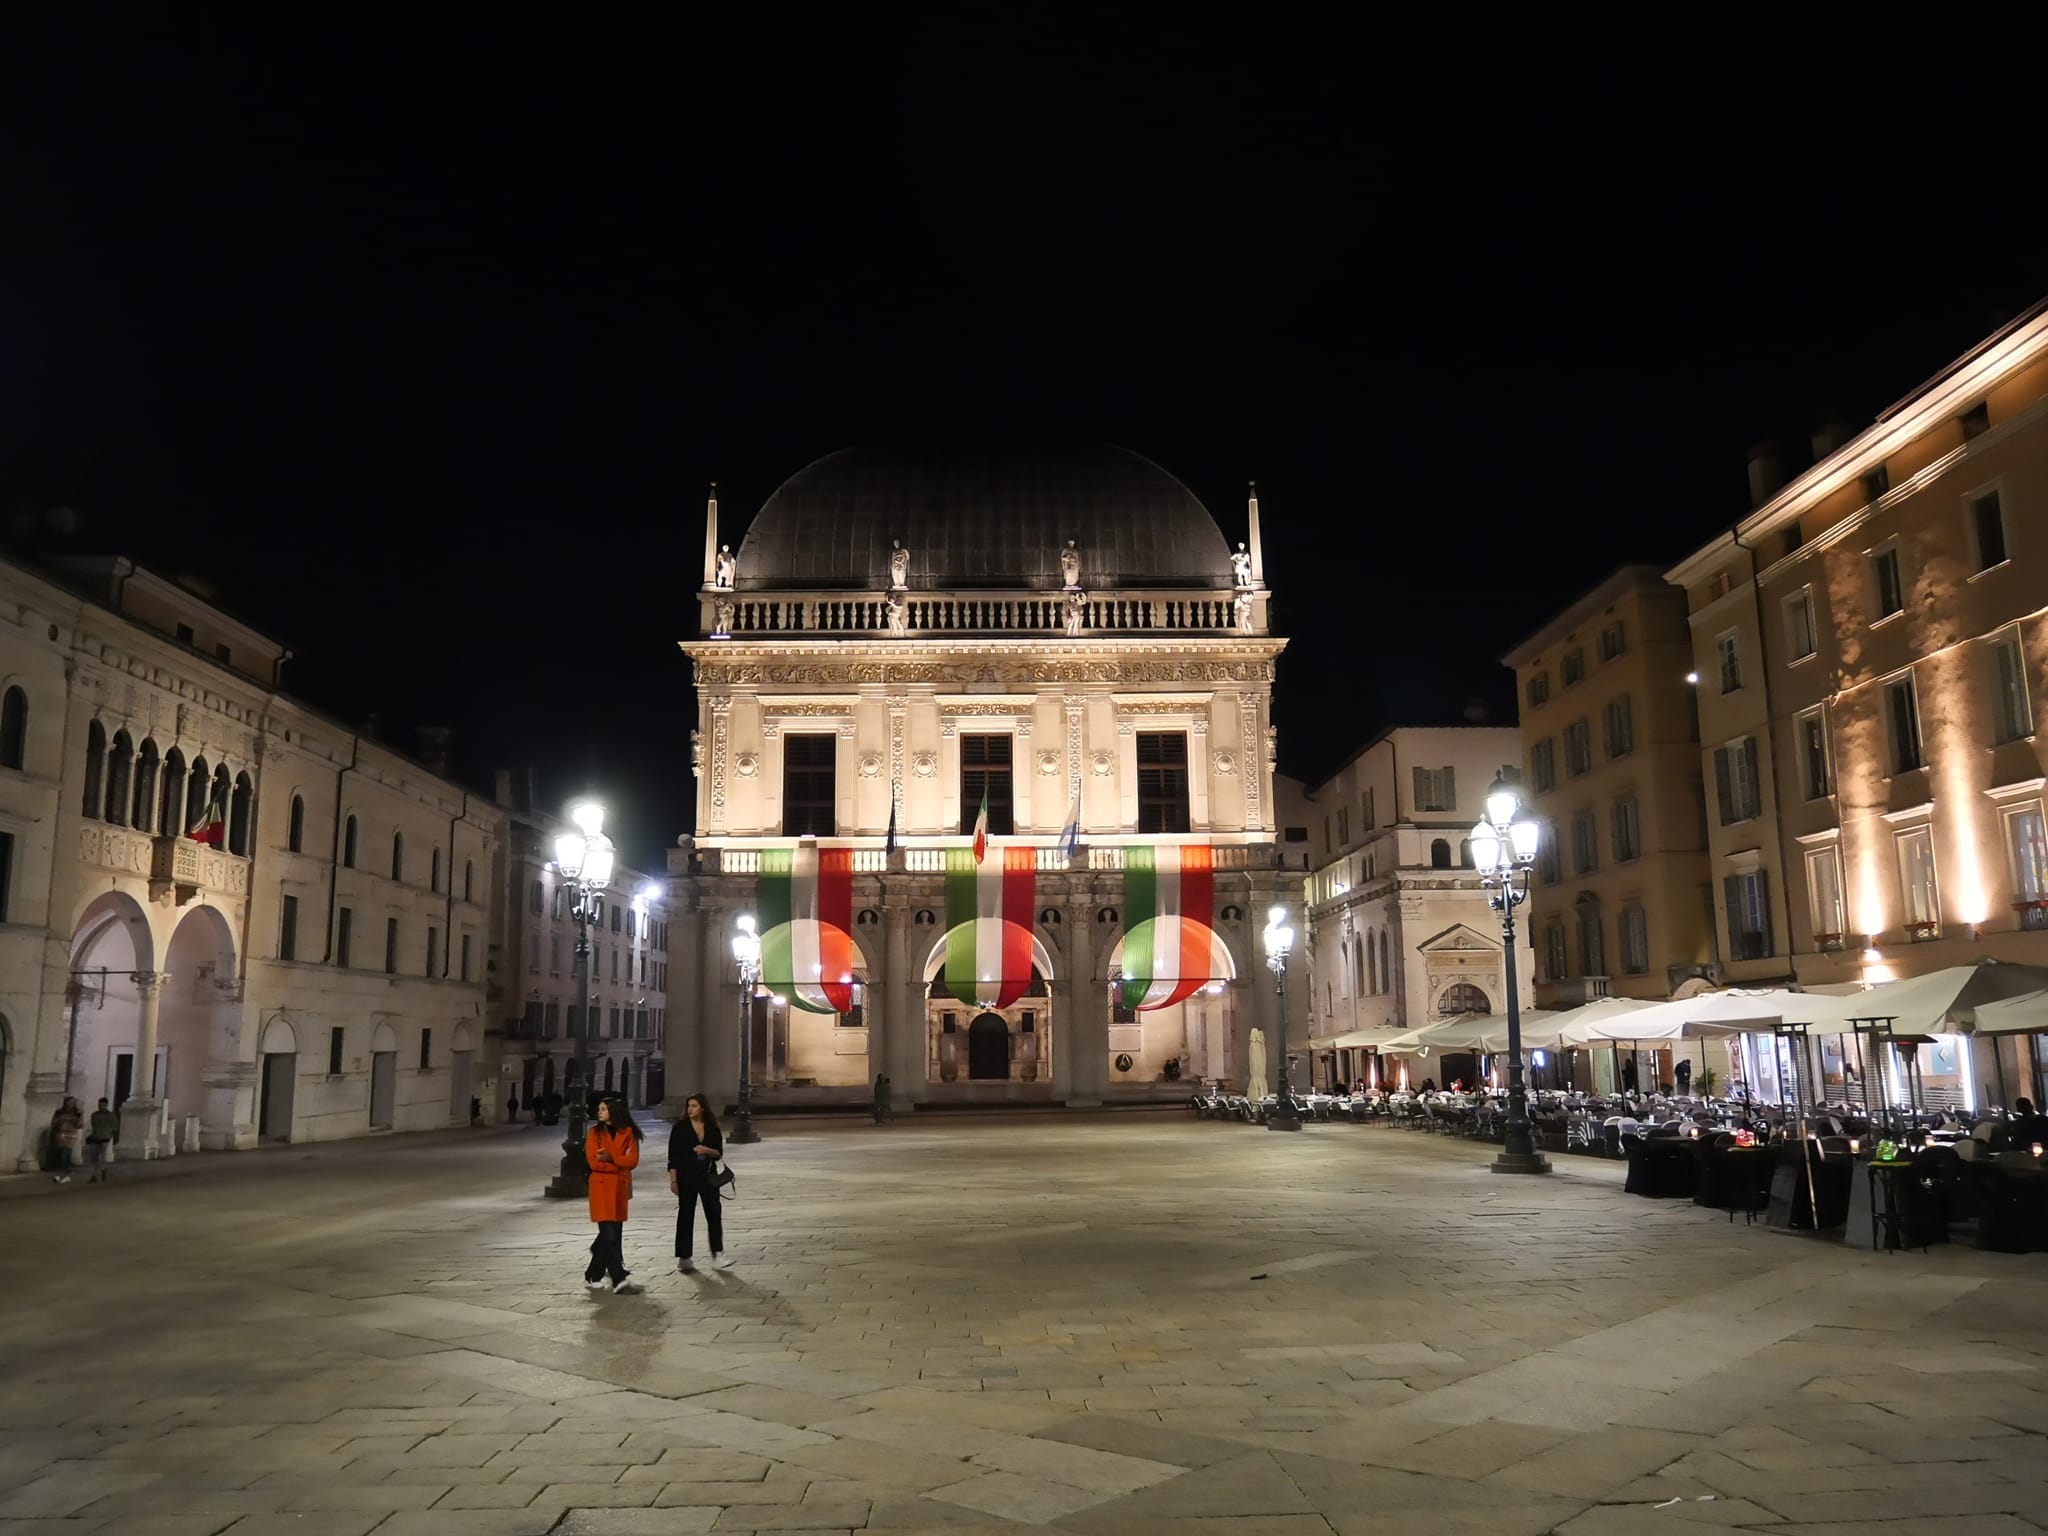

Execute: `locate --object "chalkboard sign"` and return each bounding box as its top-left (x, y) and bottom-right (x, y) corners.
top-left (1766, 1160), bottom-right (1804, 1230)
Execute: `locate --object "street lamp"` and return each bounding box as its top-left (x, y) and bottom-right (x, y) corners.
top-left (729, 913), bottom-right (763, 1144)
top-left (543, 799), bottom-right (615, 1198)
top-left (1469, 769), bottom-right (1549, 1175)
top-left (1263, 903), bottom-right (1301, 1132)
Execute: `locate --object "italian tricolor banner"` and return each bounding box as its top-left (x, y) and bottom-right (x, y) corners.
top-left (759, 842), bottom-right (856, 1014)
top-left (1119, 845), bottom-right (1220, 1012)
top-left (943, 846), bottom-right (1035, 1009)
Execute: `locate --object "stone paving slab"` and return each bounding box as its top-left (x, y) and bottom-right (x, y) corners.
top-left (1, 1115), bottom-right (2045, 1534)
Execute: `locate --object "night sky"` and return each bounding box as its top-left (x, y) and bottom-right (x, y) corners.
top-left (3, 16), bottom-right (2042, 869)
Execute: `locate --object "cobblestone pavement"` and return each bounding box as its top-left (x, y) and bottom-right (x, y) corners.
top-left (1, 1114), bottom-right (2044, 1536)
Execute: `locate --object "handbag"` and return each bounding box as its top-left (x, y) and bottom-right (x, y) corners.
top-left (715, 1162), bottom-right (737, 1198)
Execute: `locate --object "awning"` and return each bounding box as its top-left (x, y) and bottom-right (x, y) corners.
top-left (1308, 1027), bottom-right (1415, 1051)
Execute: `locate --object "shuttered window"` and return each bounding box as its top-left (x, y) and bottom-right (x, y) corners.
top-left (1137, 733), bottom-right (1191, 834)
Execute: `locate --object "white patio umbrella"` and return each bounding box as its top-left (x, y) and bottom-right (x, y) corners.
top-left (1248, 1027), bottom-right (1270, 1101)
top-left (1957, 987), bottom-right (2048, 1036)
top-left (1378, 1010), bottom-right (1563, 1055)
top-left (1551, 988), bottom-right (1820, 1045)
top-left (1804, 961), bottom-right (2048, 1035)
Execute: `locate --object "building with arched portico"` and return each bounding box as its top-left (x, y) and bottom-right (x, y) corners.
top-left (666, 446), bottom-right (1305, 1110)
top-left (0, 553), bottom-right (505, 1168)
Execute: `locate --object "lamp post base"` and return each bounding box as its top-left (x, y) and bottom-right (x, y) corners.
top-left (1490, 1149), bottom-right (1553, 1175)
top-left (728, 1106), bottom-right (762, 1145)
top-left (1266, 1097), bottom-right (1303, 1132)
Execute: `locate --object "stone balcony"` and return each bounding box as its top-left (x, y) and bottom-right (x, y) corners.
top-left (77, 823), bottom-right (250, 903)
top-left (689, 837), bottom-right (1271, 876)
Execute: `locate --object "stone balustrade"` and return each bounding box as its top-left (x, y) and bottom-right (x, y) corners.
top-left (707, 840), bottom-right (1263, 876)
top-left (707, 590), bottom-right (1248, 637)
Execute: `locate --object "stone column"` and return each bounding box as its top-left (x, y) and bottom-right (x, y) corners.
top-left (119, 973), bottom-right (164, 1157)
top-left (698, 905), bottom-right (739, 1112)
top-left (1065, 900), bottom-right (1103, 1106)
top-left (882, 899), bottom-right (919, 1107)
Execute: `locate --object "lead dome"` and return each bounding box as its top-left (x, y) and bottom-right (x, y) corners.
top-left (733, 444), bottom-right (1235, 591)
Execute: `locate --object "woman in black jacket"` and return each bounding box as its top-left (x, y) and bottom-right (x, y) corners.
top-left (668, 1093), bottom-right (728, 1269)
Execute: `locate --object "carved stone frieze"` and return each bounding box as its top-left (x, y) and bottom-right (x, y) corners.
top-left (694, 657), bottom-right (1276, 688)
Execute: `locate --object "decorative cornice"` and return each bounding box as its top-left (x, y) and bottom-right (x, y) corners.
top-left (695, 656), bottom-right (1277, 688)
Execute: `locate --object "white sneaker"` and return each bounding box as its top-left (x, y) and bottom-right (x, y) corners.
top-left (715, 1254), bottom-right (734, 1268)
top-left (612, 1279), bottom-right (641, 1294)
top-left (585, 1278), bottom-right (608, 1291)
top-left (678, 1259), bottom-right (695, 1272)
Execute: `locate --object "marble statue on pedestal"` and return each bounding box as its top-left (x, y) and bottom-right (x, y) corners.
top-left (1064, 588), bottom-right (1088, 637)
top-left (1231, 542), bottom-right (1253, 590)
top-left (1060, 539), bottom-right (1081, 589)
top-left (889, 540), bottom-right (910, 590)
top-left (714, 544), bottom-right (736, 589)
top-left (886, 589), bottom-right (909, 636)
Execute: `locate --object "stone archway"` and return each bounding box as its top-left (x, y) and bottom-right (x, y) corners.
top-left (967, 1013), bottom-right (1010, 1079)
top-left (67, 891), bottom-right (157, 1119)
top-left (161, 905), bottom-right (242, 1147)
top-left (258, 1014), bottom-right (297, 1142)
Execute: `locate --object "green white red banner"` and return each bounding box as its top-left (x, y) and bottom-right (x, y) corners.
top-left (943, 846), bottom-right (1035, 1009)
top-left (1119, 845), bottom-right (1221, 1012)
top-left (759, 841), bottom-right (856, 1014)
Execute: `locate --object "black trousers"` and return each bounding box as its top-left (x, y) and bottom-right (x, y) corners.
top-left (675, 1185), bottom-right (723, 1258)
top-left (586, 1221), bottom-right (626, 1284)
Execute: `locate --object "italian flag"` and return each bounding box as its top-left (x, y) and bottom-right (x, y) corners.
top-left (1119, 844), bottom-right (1219, 1012)
top-left (759, 841), bottom-right (856, 1014)
top-left (971, 785), bottom-right (990, 864)
top-left (186, 783), bottom-right (227, 845)
top-left (944, 846), bottom-right (1035, 1009)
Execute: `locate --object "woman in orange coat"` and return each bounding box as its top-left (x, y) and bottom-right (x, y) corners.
top-left (583, 1095), bottom-right (643, 1294)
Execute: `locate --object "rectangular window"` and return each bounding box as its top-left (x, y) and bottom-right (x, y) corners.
top-left (328, 1026), bottom-right (344, 1075)
top-left (1723, 871), bottom-right (1771, 960)
top-left (1136, 732), bottom-right (1192, 834)
top-left (1612, 797), bottom-right (1641, 862)
top-left (1619, 909), bottom-right (1649, 975)
top-left (279, 892), bottom-right (299, 961)
top-left (609, 904), bottom-right (621, 933)
top-left (1542, 920), bottom-right (1567, 981)
top-left (530, 879), bottom-right (544, 915)
top-left (1797, 710), bottom-right (1832, 800)
top-left (460, 933), bottom-right (473, 982)
top-left (522, 998), bottom-right (542, 1037)
top-left (1805, 845), bottom-right (1846, 949)
top-left (1526, 673), bottom-right (1550, 708)
top-left (550, 934), bottom-right (563, 975)
top-left (385, 917), bottom-right (400, 975)
top-left (1972, 490), bottom-right (2007, 570)
top-left (528, 929), bottom-right (539, 973)
top-left (1717, 631), bottom-right (1742, 693)
top-left (609, 947), bottom-right (619, 983)
top-left (1577, 904), bottom-right (1604, 977)
top-left (426, 926), bottom-right (440, 977)
top-left (610, 1006), bottom-right (621, 1039)
top-left (1784, 589), bottom-right (1817, 661)
top-left (1560, 650), bottom-right (1585, 686)
top-left (0, 831), bottom-right (12, 922)
top-left (960, 734), bottom-right (1016, 835)
top-left (337, 906), bottom-right (354, 968)
top-left (1362, 787), bottom-right (1375, 828)
top-left (175, 622), bottom-right (195, 645)
top-left (1412, 765), bottom-right (1457, 812)
top-left (1602, 695), bottom-right (1634, 759)
top-left (1597, 621), bottom-right (1626, 662)
top-left (1873, 547), bottom-right (1904, 619)
top-left (1895, 826), bottom-right (1940, 939)
top-left (2004, 805), bottom-right (2048, 929)
top-left (1563, 721), bottom-right (1591, 778)
top-left (1885, 675), bottom-right (1923, 773)
top-left (1714, 737), bottom-right (1762, 824)
top-left (1960, 401), bottom-right (1991, 439)
top-left (544, 1001), bottom-right (559, 1038)
top-left (1531, 739), bottom-right (1556, 793)
top-left (1990, 632), bottom-right (2031, 744)
top-left (1570, 808), bottom-right (1599, 875)
top-left (418, 1028), bottom-right (432, 1071)
top-left (1536, 824), bottom-right (1562, 886)
top-left (1863, 464), bottom-right (1891, 502)
top-left (782, 733), bottom-right (837, 837)
top-left (1336, 807), bottom-right (1349, 845)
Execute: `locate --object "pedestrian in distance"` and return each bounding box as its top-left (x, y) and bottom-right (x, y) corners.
top-left (582, 1094), bottom-right (642, 1294)
top-left (508, 1091), bottom-right (520, 1124)
top-left (669, 1092), bottom-right (728, 1270)
top-left (49, 1098), bottom-right (84, 1183)
top-left (872, 1073), bottom-right (892, 1125)
top-left (84, 1098), bottom-right (119, 1182)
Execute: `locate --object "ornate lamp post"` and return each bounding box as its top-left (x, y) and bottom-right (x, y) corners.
top-left (729, 913), bottom-right (763, 1144)
top-left (1469, 771), bottom-right (1549, 1175)
top-left (1263, 904), bottom-right (1301, 1132)
top-left (544, 800), bottom-right (614, 1198)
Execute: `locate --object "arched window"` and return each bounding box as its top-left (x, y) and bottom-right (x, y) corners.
top-left (105, 730), bottom-right (134, 826)
top-left (430, 847), bottom-right (442, 893)
top-left (463, 860), bottom-right (474, 901)
top-left (186, 756), bottom-right (210, 832)
top-left (343, 814), bottom-right (358, 868)
top-left (81, 719), bottom-right (106, 818)
top-left (1429, 838), bottom-right (1452, 869)
top-left (132, 739), bottom-right (160, 832)
top-left (1378, 930), bottom-right (1391, 994)
top-left (288, 794), bottom-right (305, 853)
top-left (1439, 981), bottom-right (1490, 1016)
top-left (229, 771), bottom-right (254, 856)
top-left (159, 748), bottom-right (186, 833)
top-left (212, 764), bottom-right (231, 835)
top-left (1459, 838), bottom-right (1474, 868)
top-left (391, 832), bottom-right (405, 882)
top-left (1364, 932), bottom-right (1377, 995)
top-left (0, 686), bottom-right (25, 770)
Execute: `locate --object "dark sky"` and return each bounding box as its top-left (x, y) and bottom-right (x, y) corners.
top-left (3, 15), bottom-right (2042, 868)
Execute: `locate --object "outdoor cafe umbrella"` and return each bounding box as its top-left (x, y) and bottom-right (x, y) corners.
top-left (1956, 986), bottom-right (2048, 1036)
top-left (1378, 1010), bottom-right (1563, 1056)
top-left (1550, 987), bottom-right (1818, 1045)
top-left (1802, 960), bottom-right (2048, 1034)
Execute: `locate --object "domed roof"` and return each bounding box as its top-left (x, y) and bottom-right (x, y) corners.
top-left (734, 444), bottom-right (1234, 591)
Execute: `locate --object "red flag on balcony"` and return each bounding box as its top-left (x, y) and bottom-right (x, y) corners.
top-left (186, 783), bottom-right (226, 845)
